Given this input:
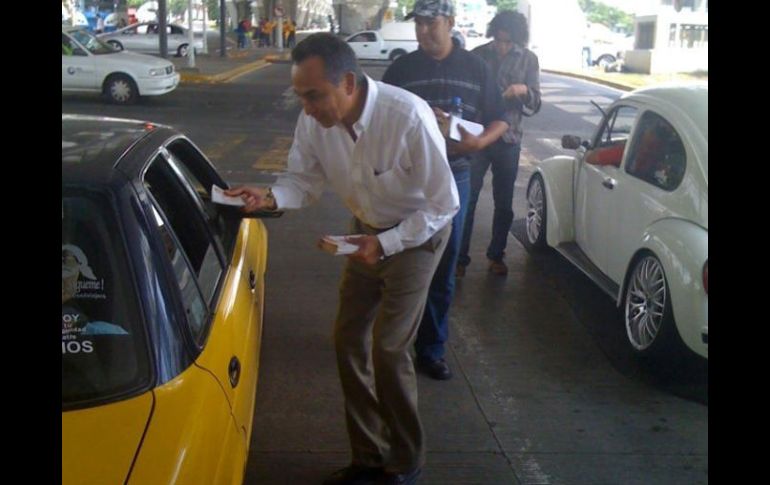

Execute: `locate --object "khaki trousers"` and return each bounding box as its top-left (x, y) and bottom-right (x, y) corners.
top-left (334, 218), bottom-right (450, 473)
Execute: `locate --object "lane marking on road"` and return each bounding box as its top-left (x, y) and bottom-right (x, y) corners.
top-left (252, 137), bottom-right (292, 171)
top-left (205, 134), bottom-right (248, 163)
top-left (225, 60), bottom-right (271, 83)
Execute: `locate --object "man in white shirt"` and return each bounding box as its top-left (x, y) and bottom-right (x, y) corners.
top-left (226, 33), bottom-right (459, 485)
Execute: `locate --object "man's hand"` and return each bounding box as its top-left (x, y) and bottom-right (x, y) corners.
top-left (432, 107), bottom-right (450, 139)
top-left (224, 186), bottom-right (276, 213)
top-left (503, 83), bottom-right (528, 99)
top-left (447, 125), bottom-right (483, 156)
top-left (345, 235), bottom-right (384, 266)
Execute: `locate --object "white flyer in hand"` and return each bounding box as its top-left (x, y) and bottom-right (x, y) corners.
top-left (449, 116), bottom-right (484, 142)
top-left (211, 185), bottom-right (245, 206)
top-left (320, 235), bottom-right (361, 256)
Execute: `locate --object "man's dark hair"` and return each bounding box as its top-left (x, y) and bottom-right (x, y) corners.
top-left (291, 33), bottom-right (365, 85)
top-left (487, 10), bottom-right (529, 46)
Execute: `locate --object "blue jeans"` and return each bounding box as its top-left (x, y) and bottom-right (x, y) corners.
top-left (459, 141), bottom-right (521, 266)
top-left (415, 166), bottom-right (470, 361)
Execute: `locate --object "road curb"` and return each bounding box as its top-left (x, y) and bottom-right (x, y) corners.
top-left (543, 69), bottom-right (634, 92)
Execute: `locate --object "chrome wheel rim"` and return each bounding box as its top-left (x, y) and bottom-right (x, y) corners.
top-left (625, 256), bottom-right (667, 351)
top-left (526, 178), bottom-right (544, 244)
top-left (179, 44), bottom-right (188, 57)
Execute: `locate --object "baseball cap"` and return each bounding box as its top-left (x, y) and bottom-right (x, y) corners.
top-left (404, 0), bottom-right (456, 20)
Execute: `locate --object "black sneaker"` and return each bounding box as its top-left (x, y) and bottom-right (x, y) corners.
top-left (416, 357), bottom-right (452, 380)
top-left (322, 465), bottom-right (384, 485)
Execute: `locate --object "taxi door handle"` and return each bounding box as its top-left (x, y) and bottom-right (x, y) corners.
top-left (248, 269), bottom-right (256, 291)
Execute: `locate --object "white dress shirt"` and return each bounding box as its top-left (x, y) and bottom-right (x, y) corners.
top-left (271, 76), bottom-right (460, 256)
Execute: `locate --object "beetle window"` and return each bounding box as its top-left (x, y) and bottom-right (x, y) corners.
top-left (594, 105), bottom-right (638, 148)
top-left (625, 111), bottom-right (687, 191)
top-left (62, 192), bottom-right (151, 409)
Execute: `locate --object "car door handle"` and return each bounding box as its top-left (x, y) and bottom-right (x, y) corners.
top-left (602, 177), bottom-right (616, 190)
top-left (248, 269), bottom-right (256, 291)
top-left (228, 356), bottom-right (241, 388)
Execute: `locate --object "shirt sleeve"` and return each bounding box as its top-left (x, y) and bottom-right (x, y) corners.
top-left (377, 102), bottom-right (460, 256)
top-left (520, 51), bottom-right (542, 116)
top-left (270, 114), bottom-right (328, 209)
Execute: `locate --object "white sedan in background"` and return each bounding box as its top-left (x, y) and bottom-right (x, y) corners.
top-left (62, 26), bottom-right (179, 104)
top-left (525, 83), bottom-right (708, 360)
top-left (98, 21), bottom-right (203, 57)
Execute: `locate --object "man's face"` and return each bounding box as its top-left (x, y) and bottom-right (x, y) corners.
top-left (493, 30), bottom-right (515, 58)
top-left (415, 15), bottom-right (453, 57)
top-left (292, 56), bottom-right (354, 128)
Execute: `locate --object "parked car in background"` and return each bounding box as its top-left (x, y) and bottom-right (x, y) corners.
top-left (62, 26), bottom-right (179, 104)
top-left (524, 84), bottom-right (708, 361)
top-left (63, 114), bottom-right (274, 485)
top-left (345, 26), bottom-right (418, 61)
top-left (98, 21), bottom-right (203, 57)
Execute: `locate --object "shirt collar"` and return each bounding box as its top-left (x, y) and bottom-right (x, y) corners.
top-left (352, 75), bottom-right (377, 135)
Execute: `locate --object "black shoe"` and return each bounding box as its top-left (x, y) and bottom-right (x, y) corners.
top-left (378, 468), bottom-right (421, 485)
top-left (322, 465), bottom-right (384, 485)
top-left (416, 357), bottom-right (452, 380)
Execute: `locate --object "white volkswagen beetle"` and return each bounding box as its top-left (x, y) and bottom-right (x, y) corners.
top-left (525, 83), bottom-right (707, 360)
top-left (62, 26), bottom-right (179, 105)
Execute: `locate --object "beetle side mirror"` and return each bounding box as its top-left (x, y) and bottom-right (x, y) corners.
top-left (562, 135), bottom-right (582, 149)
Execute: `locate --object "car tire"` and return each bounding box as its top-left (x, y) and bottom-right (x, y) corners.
top-left (107, 40), bottom-right (123, 51)
top-left (526, 174), bottom-right (547, 249)
top-left (177, 43), bottom-right (189, 57)
top-left (389, 49), bottom-right (406, 61)
top-left (104, 74), bottom-right (138, 105)
top-left (595, 54), bottom-right (616, 69)
top-left (623, 253), bottom-right (681, 359)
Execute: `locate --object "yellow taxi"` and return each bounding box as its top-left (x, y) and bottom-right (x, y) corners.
top-left (62, 114), bottom-right (275, 484)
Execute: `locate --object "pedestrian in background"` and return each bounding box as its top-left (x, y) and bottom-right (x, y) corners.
top-left (382, 0), bottom-right (508, 381)
top-left (226, 33), bottom-right (459, 485)
top-left (458, 10), bottom-right (542, 277)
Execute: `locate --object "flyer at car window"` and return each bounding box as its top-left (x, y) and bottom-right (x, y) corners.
top-left (211, 185), bottom-right (245, 206)
top-left (319, 235), bottom-right (362, 256)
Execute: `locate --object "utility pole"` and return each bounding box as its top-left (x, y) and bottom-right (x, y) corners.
top-left (187, 0), bottom-right (196, 67)
top-left (220, 0), bottom-right (227, 57)
top-left (201, 0), bottom-right (209, 54)
top-left (159, 0), bottom-right (168, 58)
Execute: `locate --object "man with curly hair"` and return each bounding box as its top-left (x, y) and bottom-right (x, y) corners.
top-left (458, 10), bottom-right (542, 277)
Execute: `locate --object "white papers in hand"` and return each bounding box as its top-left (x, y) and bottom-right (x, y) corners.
top-left (211, 185), bottom-right (245, 206)
top-left (449, 116), bottom-right (484, 142)
top-left (320, 235), bottom-right (362, 256)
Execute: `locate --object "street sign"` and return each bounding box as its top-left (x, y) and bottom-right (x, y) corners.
top-left (274, 5), bottom-right (285, 17)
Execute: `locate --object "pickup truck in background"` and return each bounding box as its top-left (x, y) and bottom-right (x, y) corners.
top-left (345, 29), bottom-right (418, 61)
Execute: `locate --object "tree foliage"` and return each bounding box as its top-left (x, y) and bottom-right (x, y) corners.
top-left (578, 0), bottom-right (633, 31)
top-left (489, 0), bottom-right (518, 12)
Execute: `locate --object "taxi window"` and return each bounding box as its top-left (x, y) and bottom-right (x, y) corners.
top-left (62, 192), bottom-right (151, 409)
top-left (144, 154), bottom-right (224, 346)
